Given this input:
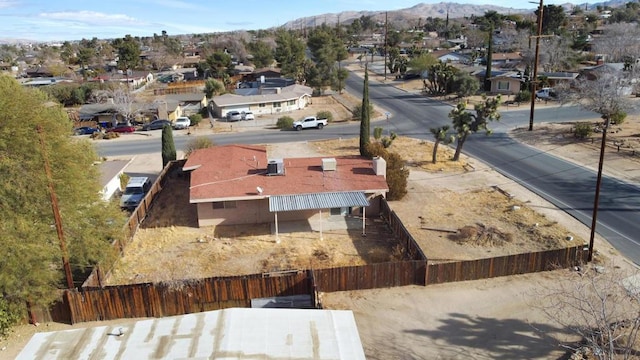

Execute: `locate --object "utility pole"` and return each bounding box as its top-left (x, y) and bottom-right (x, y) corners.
top-left (588, 117), bottom-right (610, 262)
top-left (384, 12), bottom-right (388, 81)
top-left (528, 0), bottom-right (544, 131)
top-left (37, 125), bottom-right (74, 289)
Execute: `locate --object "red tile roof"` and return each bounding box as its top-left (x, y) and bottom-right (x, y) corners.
top-left (183, 145), bottom-right (389, 203)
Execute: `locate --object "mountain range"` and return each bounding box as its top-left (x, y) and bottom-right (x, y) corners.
top-left (282, 0), bottom-right (626, 30)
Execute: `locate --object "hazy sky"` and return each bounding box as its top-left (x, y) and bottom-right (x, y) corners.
top-left (0, 0), bottom-right (602, 42)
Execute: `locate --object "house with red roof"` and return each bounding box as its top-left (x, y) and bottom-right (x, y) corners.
top-left (182, 145), bottom-right (389, 228)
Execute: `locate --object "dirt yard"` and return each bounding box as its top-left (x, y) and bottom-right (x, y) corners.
top-left (4, 65), bottom-right (640, 358)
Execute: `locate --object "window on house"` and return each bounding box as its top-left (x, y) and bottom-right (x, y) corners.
top-left (288, 100), bottom-right (295, 105)
top-left (212, 201), bottom-right (237, 209)
top-left (273, 102), bottom-right (281, 108)
top-left (497, 81), bottom-right (510, 91)
top-left (259, 103), bottom-right (266, 107)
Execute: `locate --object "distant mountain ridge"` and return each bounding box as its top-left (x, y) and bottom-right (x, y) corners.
top-left (282, 0), bottom-right (624, 29)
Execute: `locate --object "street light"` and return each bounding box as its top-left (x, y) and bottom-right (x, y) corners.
top-left (528, 0), bottom-right (544, 131)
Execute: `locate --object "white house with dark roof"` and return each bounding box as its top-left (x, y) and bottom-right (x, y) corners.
top-left (210, 84), bottom-right (313, 118)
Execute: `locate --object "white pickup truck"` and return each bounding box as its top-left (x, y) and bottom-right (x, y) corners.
top-left (292, 116), bottom-right (328, 131)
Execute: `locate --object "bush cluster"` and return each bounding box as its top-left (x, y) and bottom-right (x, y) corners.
top-left (276, 116), bottom-right (294, 129)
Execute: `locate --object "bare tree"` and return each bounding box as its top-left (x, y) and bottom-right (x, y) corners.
top-left (539, 265), bottom-right (640, 359)
top-left (591, 23), bottom-right (640, 63)
top-left (559, 66), bottom-right (632, 123)
top-left (540, 36), bottom-right (578, 72)
top-left (92, 85), bottom-right (139, 125)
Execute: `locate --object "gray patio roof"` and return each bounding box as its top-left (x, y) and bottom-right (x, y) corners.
top-left (269, 191), bottom-right (369, 212)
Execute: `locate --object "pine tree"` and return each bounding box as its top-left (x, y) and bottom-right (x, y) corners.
top-left (0, 75), bottom-right (123, 330)
top-left (161, 124), bottom-right (176, 168)
top-left (359, 65), bottom-right (371, 156)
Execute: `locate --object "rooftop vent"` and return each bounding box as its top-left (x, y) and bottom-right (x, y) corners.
top-left (267, 158), bottom-right (284, 176)
top-left (322, 158), bottom-right (337, 171)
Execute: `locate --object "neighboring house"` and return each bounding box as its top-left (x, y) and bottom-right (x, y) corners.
top-left (578, 63), bottom-right (634, 95)
top-left (537, 71), bottom-right (579, 88)
top-left (489, 52), bottom-right (524, 67)
top-left (488, 71), bottom-right (524, 95)
top-left (79, 100), bottom-right (179, 124)
top-left (162, 93), bottom-right (207, 116)
top-left (89, 71), bottom-right (153, 88)
top-left (430, 49), bottom-right (470, 64)
top-left (211, 84), bottom-right (313, 118)
top-left (98, 159), bottom-right (131, 201)
top-left (21, 77), bottom-right (74, 87)
top-left (182, 145), bottom-right (389, 228)
top-left (17, 308), bottom-right (366, 360)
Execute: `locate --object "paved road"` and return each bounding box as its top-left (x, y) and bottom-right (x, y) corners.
top-left (95, 72), bottom-right (640, 265)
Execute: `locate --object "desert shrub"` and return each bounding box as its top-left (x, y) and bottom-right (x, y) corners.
top-left (90, 131), bottom-right (103, 140)
top-left (119, 173), bottom-right (130, 190)
top-left (0, 297), bottom-right (22, 337)
top-left (373, 126), bottom-right (383, 140)
top-left (189, 114), bottom-right (202, 126)
top-left (352, 103), bottom-right (374, 120)
top-left (276, 116), bottom-right (294, 129)
top-left (316, 110), bottom-right (333, 122)
top-left (103, 132), bottom-right (120, 140)
top-left (366, 142), bottom-right (409, 200)
top-left (184, 136), bottom-right (215, 158)
top-left (609, 111), bottom-right (627, 125)
top-left (574, 122), bottom-right (593, 139)
top-left (515, 90), bottom-right (531, 103)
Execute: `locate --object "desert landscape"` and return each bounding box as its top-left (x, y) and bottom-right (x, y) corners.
top-left (3, 69), bottom-right (640, 358)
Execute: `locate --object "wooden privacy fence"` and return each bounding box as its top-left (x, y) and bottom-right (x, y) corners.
top-left (314, 261), bottom-right (426, 293)
top-left (380, 199), bottom-right (427, 262)
top-left (67, 271), bottom-right (311, 324)
top-left (81, 160), bottom-right (186, 288)
top-left (426, 245), bottom-right (589, 285)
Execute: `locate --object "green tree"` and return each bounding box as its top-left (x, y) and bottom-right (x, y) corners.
top-left (274, 30), bottom-right (306, 82)
top-left (307, 25), bottom-right (348, 93)
top-left (366, 143), bottom-right (409, 201)
top-left (161, 124), bottom-right (176, 168)
top-left (247, 40), bottom-right (274, 68)
top-left (425, 61), bottom-right (457, 95)
top-left (430, 125), bottom-right (454, 164)
top-left (112, 35), bottom-right (141, 72)
top-left (204, 78), bottom-right (225, 98)
top-left (0, 75), bottom-right (123, 328)
top-left (205, 51), bottom-right (233, 78)
top-left (452, 73), bottom-right (480, 99)
top-left (475, 11), bottom-right (505, 91)
top-left (539, 5), bottom-right (567, 34)
top-left (359, 66), bottom-right (371, 156)
top-left (449, 96), bottom-right (501, 161)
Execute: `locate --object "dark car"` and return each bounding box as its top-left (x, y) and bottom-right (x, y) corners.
top-left (142, 119), bottom-right (172, 131)
top-left (106, 124), bottom-right (136, 133)
top-left (73, 126), bottom-right (100, 135)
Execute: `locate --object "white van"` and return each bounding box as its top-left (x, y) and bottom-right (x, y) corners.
top-left (120, 177), bottom-right (151, 210)
top-left (535, 87), bottom-right (557, 100)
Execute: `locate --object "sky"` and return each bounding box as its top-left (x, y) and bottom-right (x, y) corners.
top-left (0, 0), bottom-right (604, 42)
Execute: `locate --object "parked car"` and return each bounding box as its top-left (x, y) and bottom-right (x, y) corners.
top-left (73, 126), bottom-right (99, 135)
top-left (226, 111), bottom-right (242, 122)
top-left (120, 177), bottom-right (152, 210)
top-left (106, 124), bottom-right (136, 133)
top-left (142, 119), bottom-right (172, 131)
top-left (173, 117), bottom-right (191, 130)
top-left (242, 111), bottom-right (255, 120)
